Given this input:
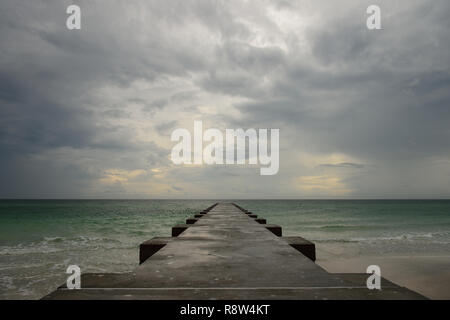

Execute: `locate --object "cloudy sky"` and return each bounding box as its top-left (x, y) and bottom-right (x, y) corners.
top-left (1, 0), bottom-right (449, 199)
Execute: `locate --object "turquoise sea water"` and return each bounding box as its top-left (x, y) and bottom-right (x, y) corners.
top-left (0, 200), bottom-right (449, 299)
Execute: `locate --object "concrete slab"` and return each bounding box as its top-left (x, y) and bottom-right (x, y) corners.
top-left (43, 286), bottom-right (426, 300)
top-left (172, 224), bottom-right (189, 237)
top-left (186, 218), bottom-right (198, 224)
top-left (139, 236), bottom-right (172, 264)
top-left (283, 236), bottom-right (316, 261)
top-left (265, 224), bottom-right (282, 236)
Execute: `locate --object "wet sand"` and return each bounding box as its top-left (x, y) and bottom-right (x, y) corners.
top-left (316, 244), bottom-right (450, 299)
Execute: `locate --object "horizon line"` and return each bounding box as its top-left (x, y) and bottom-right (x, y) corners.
top-left (1, 198), bottom-right (450, 201)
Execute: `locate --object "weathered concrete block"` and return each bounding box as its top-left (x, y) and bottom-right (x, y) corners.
top-left (265, 224), bottom-right (282, 236)
top-left (172, 224), bottom-right (189, 237)
top-left (283, 236), bottom-right (316, 261)
top-left (186, 218), bottom-right (198, 224)
top-left (232, 203), bottom-right (243, 210)
top-left (207, 203), bottom-right (218, 211)
top-left (139, 237), bottom-right (171, 264)
top-left (255, 218), bottom-right (266, 224)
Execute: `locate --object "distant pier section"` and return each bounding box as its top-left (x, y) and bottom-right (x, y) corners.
top-left (43, 203), bottom-right (426, 299)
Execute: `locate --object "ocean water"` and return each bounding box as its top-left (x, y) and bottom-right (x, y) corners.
top-left (0, 200), bottom-right (449, 299)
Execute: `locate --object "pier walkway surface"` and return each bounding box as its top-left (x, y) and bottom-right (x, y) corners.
top-left (44, 203), bottom-right (426, 299)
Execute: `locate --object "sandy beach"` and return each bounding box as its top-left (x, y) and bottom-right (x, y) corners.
top-left (316, 244), bottom-right (450, 299)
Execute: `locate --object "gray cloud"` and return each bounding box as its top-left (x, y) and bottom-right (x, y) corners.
top-left (1, 0), bottom-right (449, 198)
top-left (154, 120), bottom-right (178, 136)
top-left (318, 163), bottom-right (366, 169)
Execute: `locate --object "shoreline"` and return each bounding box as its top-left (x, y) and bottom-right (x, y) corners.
top-left (316, 249), bottom-right (450, 299)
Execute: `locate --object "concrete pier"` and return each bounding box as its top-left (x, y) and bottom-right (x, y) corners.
top-left (43, 203), bottom-right (426, 300)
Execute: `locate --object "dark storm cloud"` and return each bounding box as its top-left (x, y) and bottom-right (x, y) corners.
top-left (223, 2), bottom-right (450, 160)
top-left (0, 0), bottom-right (185, 197)
top-left (199, 0), bottom-right (450, 197)
top-left (0, 0), bottom-right (449, 198)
